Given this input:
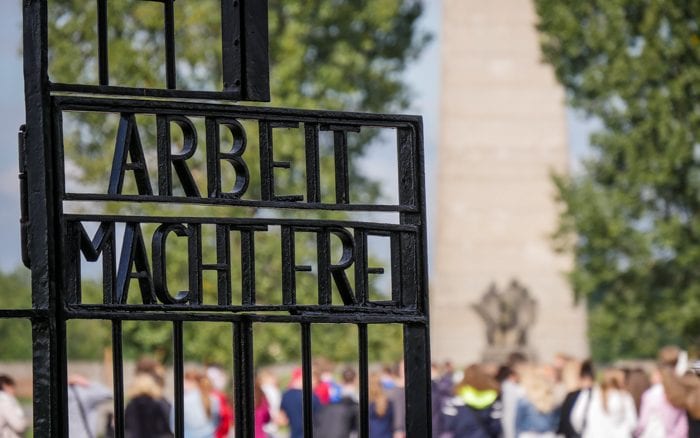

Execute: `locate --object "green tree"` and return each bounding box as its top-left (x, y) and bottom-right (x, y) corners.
top-left (45, 0), bottom-right (428, 366)
top-left (535, 0), bottom-right (700, 361)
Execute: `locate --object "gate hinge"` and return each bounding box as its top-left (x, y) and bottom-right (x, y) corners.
top-left (18, 124), bottom-right (30, 269)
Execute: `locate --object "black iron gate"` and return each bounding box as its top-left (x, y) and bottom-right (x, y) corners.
top-left (11, 1), bottom-right (431, 436)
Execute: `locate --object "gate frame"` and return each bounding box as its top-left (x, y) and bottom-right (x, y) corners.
top-left (18, 1), bottom-right (432, 436)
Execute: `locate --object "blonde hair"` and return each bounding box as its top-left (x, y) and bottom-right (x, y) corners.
top-left (520, 365), bottom-right (557, 413)
top-left (600, 368), bottom-right (625, 413)
top-left (186, 369), bottom-right (214, 418)
top-left (368, 372), bottom-right (389, 417)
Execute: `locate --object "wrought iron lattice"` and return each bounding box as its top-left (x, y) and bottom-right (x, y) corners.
top-left (10, 0), bottom-right (431, 436)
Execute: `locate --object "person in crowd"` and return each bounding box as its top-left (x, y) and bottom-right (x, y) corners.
top-left (0, 374), bottom-right (28, 438)
top-left (380, 365), bottom-right (396, 391)
top-left (559, 359), bottom-right (583, 396)
top-left (313, 360), bottom-right (332, 406)
top-left (570, 368), bottom-right (636, 438)
top-left (440, 363), bottom-right (502, 438)
top-left (254, 377), bottom-right (272, 438)
top-left (386, 361), bottom-right (406, 438)
top-left (278, 367), bottom-right (320, 438)
top-left (431, 363), bottom-right (446, 438)
top-left (206, 365), bottom-right (233, 438)
top-left (557, 359), bottom-right (594, 438)
top-left (175, 369), bottom-right (220, 438)
top-left (125, 358), bottom-right (172, 438)
top-left (369, 371), bottom-right (394, 438)
top-left (315, 366), bottom-right (359, 438)
top-left (637, 346), bottom-right (688, 438)
top-left (67, 373), bottom-right (113, 438)
top-left (258, 369), bottom-right (282, 437)
top-left (515, 365), bottom-right (560, 437)
top-left (313, 358), bottom-right (342, 405)
top-left (624, 368), bottom-right (650, 414)
top-left (433, 360), bottom-right (456, 436)
top-left (661, 359), bottom-right (700, 437)
top-left (552, 353), bottom-right (572, 376)
top-left (501, 352), bottom-right (527, 438)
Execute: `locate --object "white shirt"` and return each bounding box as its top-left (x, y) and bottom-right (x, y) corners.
top-left (0, 391), bottom-right (28, 438)
top-left (571, 387), bottom-right (637, 438)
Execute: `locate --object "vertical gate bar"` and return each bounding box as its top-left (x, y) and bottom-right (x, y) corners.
top-left (221, 0), bottom-right (242, 92)
top-left (233, 319), bottom-right (255, 437)
top-left (357, 323), bottom-right (369, 438)
top-left (403, 324), bottom-right (431, 437)
top-left (112, 320), bottom-right (125, 438)
top-left (23, 0), bottom-right (64, 435)
top-left (397, 120), bottom-right (432, 438)
top-left (241, 0), bottom-right (270, 100)
top-left (173, 321), bottom-right (185, 437)
top-left (163, 0), bottom-right (177, 89)
top-left (97, 0), bottom-right (109, 86)
top-left (304, 123), bottom-right (320, 203)
top-left (333, 130), bottom-right (350, 204)
top-left (300, 322), bottom-right (314, 437)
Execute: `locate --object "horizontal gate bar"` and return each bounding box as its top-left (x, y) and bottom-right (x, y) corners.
top-left (63, 193), bottom-right (416, 212)
top-left (53, 95), bottom-right (422, 126)
top-left (63, 309), bottom-right (427, 324)
top-left (64, 214), bottom-right (418, 232)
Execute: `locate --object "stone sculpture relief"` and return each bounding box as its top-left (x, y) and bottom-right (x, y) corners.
top-left (472, 279), bottom-right (537, 359)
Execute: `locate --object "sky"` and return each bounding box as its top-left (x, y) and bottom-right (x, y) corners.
top-left (0, 0), bottom-right (594, 272)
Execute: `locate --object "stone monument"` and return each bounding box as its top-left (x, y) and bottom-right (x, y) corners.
top-left (431, 0), bottom-right (588, 363)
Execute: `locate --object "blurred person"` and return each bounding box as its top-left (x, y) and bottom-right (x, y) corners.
top-left (369, 372), bottom-right (394, 438)
top-left (206, 365), bottom-right (233, 438)
top-left (0, 374), bottom-right (28, 438)
top-left (440, 364), bottom-right (502, 438)
top-left (380, 365), bottom-right (396, 390)
top-left (315, 367), bottom-right (359, 438)
top-left (314, 357), bottom-right (342, 405)
top-left (501, 352), bottom-right (527, 438)
top-left (258, 369), bottom-right (281, 437)
top-left (432, 363), bottom-right (448, 438)
top-left (662, 359), bottom-right (700, 437)
top-left (557, 359), bottom-right (595, 438)
top-left (515, 365), bottom-right (560, 437)
top-left (386, 361), bottom-right (406, 438)
top-left (254, 377), bottom-right (272, 438)
top-left (637, 346), bottom-right (688, 438)
top-left (125, 366), bottom-right (172, 438)
top-left (570, 368), bottom-right (636, 438)
top-left (67, 373), bottom-right (112, 438)
top-left (559, 359), bottom-right (583, 395)
top-left (278, 367), bottom-right (320, 438)
top-left (175, 369), bottom-right (220, 438)
top-left (624, 368), bottom-right (650, 414)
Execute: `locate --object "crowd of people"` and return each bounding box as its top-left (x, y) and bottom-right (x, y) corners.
top-left (0, 357), bottom-right (408, 437)
top-left (432, 346), bottom-right (700, 437)
top-left (5, 346), bottom-right (700, 437)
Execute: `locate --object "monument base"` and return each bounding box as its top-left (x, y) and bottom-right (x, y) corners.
top-left (481, 346), bottom-right (538, 365)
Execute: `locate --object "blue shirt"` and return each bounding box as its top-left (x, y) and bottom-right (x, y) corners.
top-left (515, 398), bottom-right (560, 435)
top-left (280, 388), bottom-right (320, 438)
top-left (369, 401), bottom-right (394, 438)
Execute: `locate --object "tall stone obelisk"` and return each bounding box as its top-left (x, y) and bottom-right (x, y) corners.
top-left (431, 0), bottom-right (588, 363)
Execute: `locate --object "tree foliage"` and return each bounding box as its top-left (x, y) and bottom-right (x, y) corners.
top-left (535, 0), bottom-right (700, 360)
top-left (35, 0), bottom-right (428, 366)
